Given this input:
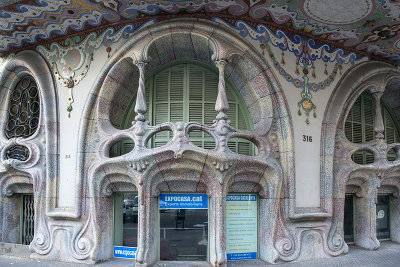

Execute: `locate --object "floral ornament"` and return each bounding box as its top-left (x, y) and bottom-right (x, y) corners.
top-left (364, 25), bottom-right (400, 42)
top-left (233, 12), bottom-right (348, 124)
top-left (264, 42), bottom-right (339, 124)
top-left (36, 21), bottom-right (153, 117)
top-left (297, 62), bottom-right (338, 124)
top-left (38, 39), bottom-right (94, 118)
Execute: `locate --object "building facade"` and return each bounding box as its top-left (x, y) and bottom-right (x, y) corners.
top-left (0, 1), bottom-right (400, 266)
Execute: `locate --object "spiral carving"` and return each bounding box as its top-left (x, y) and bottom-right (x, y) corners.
top-left (35, 233), bottom-right (45, 246)
top-left (77, 237), bottom-right (90, 254)
top-left (332, 233), bottom-right (344, 249)
top-left (275, 237), bottom-right (295, 256)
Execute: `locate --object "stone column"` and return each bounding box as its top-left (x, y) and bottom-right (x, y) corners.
top-left (390, 194), bottom-right (400, 243)
top-left (215, 60), bottom-right (229, 121)
top-left (354, 176), bottom-right (380, 250)
top-left (372, 91), bottom-right (384, 141)
top-left (134, 62), bottom-right (147, 123)
top-left (209, 191), bottom-right (227, 267)
top-left (135, 185), bottom-right (158, 267)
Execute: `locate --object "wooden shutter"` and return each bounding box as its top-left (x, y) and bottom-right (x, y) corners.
top-left (119, 62), bottom-right (253, 155)
top-left (345, 92), bottom-right (400, 164)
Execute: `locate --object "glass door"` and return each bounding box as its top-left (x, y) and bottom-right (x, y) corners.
top-left (159, 193), bottom-right (208, 261)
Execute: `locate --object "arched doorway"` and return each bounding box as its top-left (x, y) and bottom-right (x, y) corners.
top-left (112, 60), bottom-right (255, 261)
top-left (344, 91), bottom-right (400, 244)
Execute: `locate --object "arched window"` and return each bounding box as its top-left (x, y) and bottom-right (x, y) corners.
top-left (6, 76), bottom-right (40, 139)
top-left (118, 61), bottom-right (253, 155)
top-left (2, 75), bottom-right (38, 246)
top-left (345, 92), bottom-right (400, 164)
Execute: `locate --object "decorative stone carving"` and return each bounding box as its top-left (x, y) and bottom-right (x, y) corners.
top-left (82, 19), bottom-right (292, 266)
top-left (324, 61), bottom-right (400, 255)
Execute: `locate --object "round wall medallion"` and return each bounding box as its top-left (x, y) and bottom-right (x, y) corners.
top-left (302, 0), bottom-right (374, 25)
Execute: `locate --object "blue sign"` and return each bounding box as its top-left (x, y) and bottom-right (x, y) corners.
top-left (159, 193), bottom-right (208, 209)
top-left (227, 252), bottom-right (257, 261)
top-left (113, 246), bottom-right (137, 259)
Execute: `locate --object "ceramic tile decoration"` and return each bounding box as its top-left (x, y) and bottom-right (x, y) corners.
top-left (0, 2), bottom-right (399, 267)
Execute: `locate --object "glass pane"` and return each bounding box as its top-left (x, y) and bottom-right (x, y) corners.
top-left (123, 193), bottom-right (138, 247)
top-left (159, 194), bottom-right (208, 261)
top-left (226, 194), bottom-right (258, 261)
top-left (343, 195), bottom-right (354, 243)
top-left (376, 195), bottom-right (390, 240)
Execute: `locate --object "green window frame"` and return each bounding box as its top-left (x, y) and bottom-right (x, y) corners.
top-left (345, 92), bottom-right (400, 164)
top-left (119, 60), bottom-right (254, 155)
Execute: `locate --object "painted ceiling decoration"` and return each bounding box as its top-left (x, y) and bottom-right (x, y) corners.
top-left (1, 0), bottom-right (400, 65)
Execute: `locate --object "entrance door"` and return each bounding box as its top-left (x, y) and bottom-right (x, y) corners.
top-left (159, 193), bottom-right (208, 261)
top-left (343, 194), bottom-right (354, 243)
top-left (376, 195), bottom-right (390, 240)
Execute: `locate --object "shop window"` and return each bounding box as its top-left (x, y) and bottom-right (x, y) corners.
top-left (343, 194), bottom-right (354, 244)
top-left (159, 193), bottom-right (208, 261)
top-left (226, 194), bottom-right (258, 261)
top-left (376, 195), bottom-right (390, 240)
top-left (345, 92), bottom-right (400, 164)
top-left (21, 194), bottom-right (34, 245)
top-left (114, 193), bottom-right (138, 249)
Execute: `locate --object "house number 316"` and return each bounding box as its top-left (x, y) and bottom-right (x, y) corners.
top-left (303, 135), bottom-right (312, 142)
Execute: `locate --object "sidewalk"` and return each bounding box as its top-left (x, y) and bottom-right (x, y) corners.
top-left (0, 242), bottom-right (399, 267)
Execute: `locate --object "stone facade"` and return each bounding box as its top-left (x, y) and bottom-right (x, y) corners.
top-left (0, 19), bottom-right (399, 266)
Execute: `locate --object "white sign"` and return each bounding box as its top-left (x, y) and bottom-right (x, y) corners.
top-left (226, 194), bottom-right (257, 261)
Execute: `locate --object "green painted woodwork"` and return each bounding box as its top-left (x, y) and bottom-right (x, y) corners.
top-left (345, 92), bottom-right (400, 164)
top-left (119, 61), bottom-right (254, 155)
top-left (113, 193), bottom-right (124, 246)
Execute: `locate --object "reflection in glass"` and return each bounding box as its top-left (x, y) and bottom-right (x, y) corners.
top-left (344, 194), bottom-right (354, 243)
top-left (159, 209), bottom-right (208, 261)
top-left (376, 195), bottom-right (390, 240)
top-left (122, 193), bottom-right (138, 247)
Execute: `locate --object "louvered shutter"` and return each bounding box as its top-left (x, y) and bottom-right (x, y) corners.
top-left (345, 92), bottom-right (400, 164)
top-left (119, 63), bottom-right (253, 155)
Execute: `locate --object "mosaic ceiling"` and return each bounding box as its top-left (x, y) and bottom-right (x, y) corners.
top-left (1, 0), bottom-right (400, 65)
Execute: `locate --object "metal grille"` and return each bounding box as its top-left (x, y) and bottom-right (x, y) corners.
top-left (6, 76), bottom-right (40, 139)
top-left (22, 195), bottom-right (34, 245)
top-left (5, 145), bottom-right (30, 161)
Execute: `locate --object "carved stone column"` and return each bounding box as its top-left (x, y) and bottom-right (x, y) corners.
top-left (390, 194), bottom-right (400, 243)
top-left (354, 176), bottom-right (380, 250)
top-left (134, 62), bottom-right (147, 123)
top-left (372, 91), bottom-right (384, 141)
top-left (215, 59), bottom-right (229, 121)
top-left (209, 188), bottom-right (227, 267)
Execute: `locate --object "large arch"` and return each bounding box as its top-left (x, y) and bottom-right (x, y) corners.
top-left (0, 51), bottom-right (58, 255)
top-left (322, 61), bottom-right (400, 256)
top-left (79, 19), bottom-right (295, 266)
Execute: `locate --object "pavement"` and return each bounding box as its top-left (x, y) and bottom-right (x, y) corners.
top-left (0, 241), bottom-right (399, 267)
